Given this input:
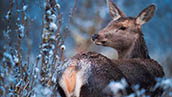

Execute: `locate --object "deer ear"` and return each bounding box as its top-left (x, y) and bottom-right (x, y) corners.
top-left (136, 4), bottom-right (156, 25)
top-left (107, 0), bottom-right (125, 20)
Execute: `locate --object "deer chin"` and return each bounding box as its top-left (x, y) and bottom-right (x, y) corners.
top-left (95, 41), bottom-right (103, 45)
top-left (92, 37), bottom-right (108, 45)
top-left (94, 40), bottom-right (107, 46)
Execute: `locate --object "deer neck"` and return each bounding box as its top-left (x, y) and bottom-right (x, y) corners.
top-left (118, 35), bottom-right (150, 59)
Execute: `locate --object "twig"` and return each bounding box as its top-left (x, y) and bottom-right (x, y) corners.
top-left (52, 2), bottom-right (62, 68)
top-left (69, 0), bottom-right (78, 23)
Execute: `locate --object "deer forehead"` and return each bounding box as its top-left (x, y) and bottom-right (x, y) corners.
top-left (112, 19), bottom-right (136, 27)
top-left (120, 20), bottom-right (135, 26)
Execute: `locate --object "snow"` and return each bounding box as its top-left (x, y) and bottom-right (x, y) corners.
top-left (60, 45), bottom-right (66, 50)
top-left (52, 73), bottom-right (57, 83)
top-left (107, 78), bottom-right (128, 94)
top-left (42, 87), bottom-right (52, 96)
top-left (7, 74), bottom-right (16, 83)
top-left (169, 92), bottom-right (172, 96)
top-left (50, 44), bottom-right (55, 49)
top-left (126, 93), bottom-right (136, 97)
top-left (49, 50), bottom-right (53, 56)
top-left (49, 22), bottom-right (57, 31)
top-left (49, 14), bottom-right (56, 22)
top-left (33, 84), bottom-right (52, 97)
top-left (18, 24), bottom-right (25, 38)
top-left (5, 15), bottom-right (9, 20)
top-left (41, 32), bottom-right (49, 39)
top-left (160, 78), bottom-right (172, 89)
top-left (3, 52), bottom-right (15, 66)
top-left (46, 10), bottom-right (52, 15)
top-left (56, 3), bottom-right (61, 9)
top-left (18, 24), bottom-right (25, 33)
top-left (56, 55), bottom-right (59, 60)
top-left (17, 17), bottom-right (20, 21)
top-left (24, 16), bottom-right (27, 20)
top-left (37, 54), bottom-right (42, 59)
top-left (16, 79), bottom-right (22, 87)
top-left (5, 11), bottom-right (11, 20)
top-left (23, 5), bottom-right (28, 11)
top-left (35, 67), bottom-right (40, 73)
top-left (50, 35), bottom-right (56, 40)
top-left (13, 56), bottom-right (19, 63)
top-left (41, 43), bottom-right (49, 48)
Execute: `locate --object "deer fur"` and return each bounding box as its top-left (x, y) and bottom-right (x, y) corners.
top-left (58, 52), bottom-right (132, 97)
top-left (58, 0), bottom-right (165, 97)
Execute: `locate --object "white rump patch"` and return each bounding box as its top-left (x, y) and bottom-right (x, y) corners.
top-left (59, 59), bottom-right (91, 97)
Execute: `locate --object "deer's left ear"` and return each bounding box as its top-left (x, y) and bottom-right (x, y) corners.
top-left (136, 4), bottom-right (156, 25)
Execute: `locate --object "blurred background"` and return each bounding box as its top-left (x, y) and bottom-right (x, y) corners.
top-left (0, 0), bottom-right (172, 77)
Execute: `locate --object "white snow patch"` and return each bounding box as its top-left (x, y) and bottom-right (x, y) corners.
top-left (49, 22), bottom-right (57, 31)
top-left (49, 14), bottom-right (56, 22)
top-left (60, 45), bottom-right (66, 50)
top-left (56, 4), bottom-right (61, 9)
top-left (23, 5), bottom-right (28, 11)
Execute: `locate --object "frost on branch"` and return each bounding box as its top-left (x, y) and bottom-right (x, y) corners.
top-left (0, 0), bottom-right (64, 96)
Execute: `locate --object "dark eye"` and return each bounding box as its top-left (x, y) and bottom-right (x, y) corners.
top-left (119, 26), bottom-right (127, 30)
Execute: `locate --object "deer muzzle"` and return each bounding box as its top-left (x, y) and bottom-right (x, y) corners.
top-left (92, 34), bottom-right (107, 45)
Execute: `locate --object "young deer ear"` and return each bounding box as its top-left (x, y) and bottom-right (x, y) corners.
top-left (107, 0), bottom-right (126, 20)
top-left (136, 4), bottom-right (156, 25)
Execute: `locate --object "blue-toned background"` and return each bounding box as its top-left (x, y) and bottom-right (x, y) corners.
top-left (0, 0), bottom-right (172, 76)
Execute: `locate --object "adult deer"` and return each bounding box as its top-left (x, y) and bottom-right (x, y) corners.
top-left (58, 0), bottom-right (164, 97)
top-left (92, 0), bottom-right (164, 90)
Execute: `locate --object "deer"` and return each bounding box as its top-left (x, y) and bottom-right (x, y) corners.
top-left (92, 0), bottom-right (164, 88)
top-left (57, 0), bottom-right (165, 97)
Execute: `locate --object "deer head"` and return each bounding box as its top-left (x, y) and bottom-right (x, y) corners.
top-left (92, 0), bottom-right (155, 59)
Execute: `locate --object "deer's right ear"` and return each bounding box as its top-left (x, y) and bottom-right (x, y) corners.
top-left (136, 4), bottom-right (156, 25)
top-left (107, 0), bottom-right (125, 20)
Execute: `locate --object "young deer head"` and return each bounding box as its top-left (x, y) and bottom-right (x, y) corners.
top-left (92, 0), bottom-right (156, 59)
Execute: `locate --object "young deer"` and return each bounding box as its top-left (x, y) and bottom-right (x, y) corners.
top-left (58, 0), bottom-right (164, 97)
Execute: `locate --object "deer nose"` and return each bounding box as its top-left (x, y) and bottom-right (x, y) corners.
top-left (92, 34), bottom-right (99, 41)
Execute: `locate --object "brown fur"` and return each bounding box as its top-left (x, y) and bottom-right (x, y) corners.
top-left (76, 52), bottom-right (164, 97)
top-left (72, 52), bottom-right (132, 97)
top-left (58, 52), bottom-right (133, 97)
top-left (58, 52), bottom-right (164, 97)
top-left (93, 17), bottom-right (150, 59)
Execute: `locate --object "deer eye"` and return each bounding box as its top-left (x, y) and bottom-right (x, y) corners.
top-left (119, 26), bottom-right (127, 30)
